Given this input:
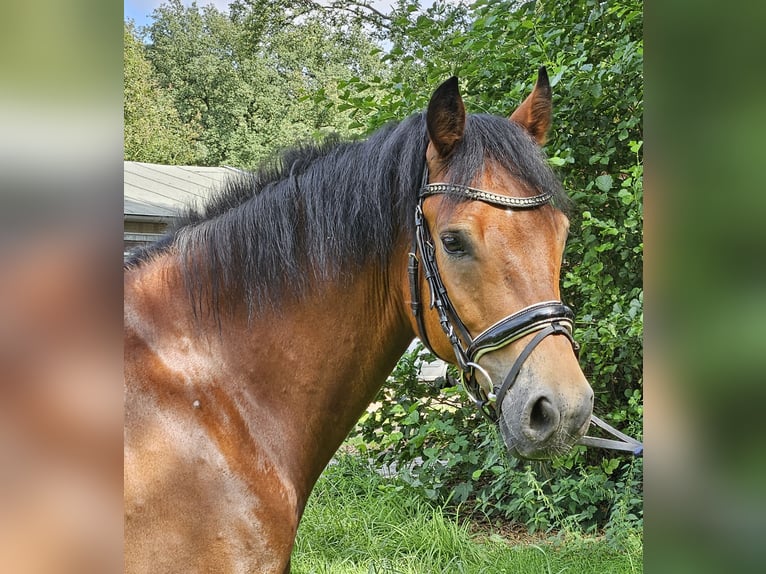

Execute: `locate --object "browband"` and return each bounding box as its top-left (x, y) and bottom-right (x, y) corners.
top-left (420, 183), bottom-right (553, 209)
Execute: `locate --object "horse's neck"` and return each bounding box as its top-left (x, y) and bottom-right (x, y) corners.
top-left (125, 250), bottom-right (414, 508)
top-left (271, 266), bottom-right (414, 475)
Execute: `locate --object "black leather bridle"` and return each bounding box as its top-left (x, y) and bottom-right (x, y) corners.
top-left (408, 166), bottom-right (579, 421)
top-left (408, 166), bottom-right (643, 456)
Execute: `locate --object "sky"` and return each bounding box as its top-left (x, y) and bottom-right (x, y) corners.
top-left (125, 0), bottom-right (232, 28)
top-left (124, 1), bottom-right (400, 30)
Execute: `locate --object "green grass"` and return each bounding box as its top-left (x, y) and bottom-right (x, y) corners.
top-left (293, 456), bottom-right (642, 574)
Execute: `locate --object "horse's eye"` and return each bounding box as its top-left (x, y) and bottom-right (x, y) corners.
top-left (440, 232), bottom-right (466, 255)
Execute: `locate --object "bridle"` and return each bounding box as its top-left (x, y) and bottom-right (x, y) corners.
top-left (408, 165), bottom-right (577, 421)
top-left (408, 165), bottom-right (643, 456)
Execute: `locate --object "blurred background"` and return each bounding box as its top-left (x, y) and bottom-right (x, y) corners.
top-left (0, 2), bottom-right (123, 572)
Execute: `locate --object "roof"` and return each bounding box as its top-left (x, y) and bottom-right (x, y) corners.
top-left (124, 161), bottom-right (244, 219)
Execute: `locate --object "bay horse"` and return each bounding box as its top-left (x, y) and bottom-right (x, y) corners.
top-left (124, 69), bottom-right (594, 573)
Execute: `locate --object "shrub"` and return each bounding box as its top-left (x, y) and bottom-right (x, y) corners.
top-left (348, 345), bottom-right (642, 538)
top-left (340, 0), bottom-right (643, 539)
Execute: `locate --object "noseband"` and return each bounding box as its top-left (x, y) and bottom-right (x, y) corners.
top-left (408, 167), bottom-right (579, 422)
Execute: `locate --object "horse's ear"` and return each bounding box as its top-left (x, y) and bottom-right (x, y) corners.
top-left (427, 76), bottom-right (466, 157)
top-left (510, 67), bottom-right (552, 146)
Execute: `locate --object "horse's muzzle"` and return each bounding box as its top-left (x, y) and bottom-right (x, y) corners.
top-left (498, 375), bottom-right (594, 459)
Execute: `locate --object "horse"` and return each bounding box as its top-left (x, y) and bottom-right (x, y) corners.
top-left (124, 68), bottom-right (594, 573)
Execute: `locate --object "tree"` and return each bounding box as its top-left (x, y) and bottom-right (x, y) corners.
top-left (124, 21), bottom-right (198, 164)
top-left (143, 0), bottom-right (384, 168)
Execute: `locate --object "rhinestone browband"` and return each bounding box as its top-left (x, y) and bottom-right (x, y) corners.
top-left (420, 183), bottom-right (553, 209)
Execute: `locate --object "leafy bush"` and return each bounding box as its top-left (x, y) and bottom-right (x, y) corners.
top-left (341, 0), bottom-right (643, 538)
top-left (349, 346), bottom-right (642, 538)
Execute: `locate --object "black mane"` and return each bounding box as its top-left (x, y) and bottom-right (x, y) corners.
top-left (125, 112), bottom-right (568, 316)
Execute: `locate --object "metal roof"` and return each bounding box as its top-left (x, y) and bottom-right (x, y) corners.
top-left (124, 161), bottom-right (244, 219)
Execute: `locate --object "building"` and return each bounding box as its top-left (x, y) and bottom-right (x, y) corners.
top-left (123, 161), bottom-right (243, 258)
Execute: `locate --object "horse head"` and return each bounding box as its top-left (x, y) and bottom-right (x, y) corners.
top-left (410, 69), bottom-right (593, 459)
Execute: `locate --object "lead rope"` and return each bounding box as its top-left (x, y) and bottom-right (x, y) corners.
top-left (580, 415), bottom-right (643, 456)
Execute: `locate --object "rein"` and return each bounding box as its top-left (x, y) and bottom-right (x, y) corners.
top-left (408, 166), bottom-right (643, 457)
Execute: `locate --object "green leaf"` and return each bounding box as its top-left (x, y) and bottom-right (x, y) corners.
top-left (548, 156), bottom-right (567, 166)
top-left (617, 189), bottom-right (633, 204)
top-left (549, 69), bottom-right (564, 87)
top-left (595, 174), bottom-right (613, 192)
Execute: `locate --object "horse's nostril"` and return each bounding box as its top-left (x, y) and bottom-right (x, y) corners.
top-left (523, 395), bottom-right (561, 444)
top-left (529, 396), bottom-right (555, 432)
